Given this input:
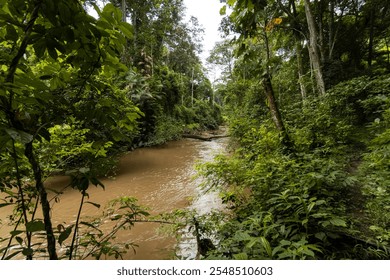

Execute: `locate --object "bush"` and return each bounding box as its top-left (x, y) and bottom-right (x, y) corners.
top-left (194, 74), bottom-right (390, 259)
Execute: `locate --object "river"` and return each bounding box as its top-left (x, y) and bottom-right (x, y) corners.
top-left (0, 134), bottom-right (227, 260)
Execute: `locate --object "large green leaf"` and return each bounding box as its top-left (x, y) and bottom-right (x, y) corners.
top-left (5, 128), bottom-right (33, 144)
top-left (22, 248), bottom-right (33, 256)
top-left (58, 225), bottom-right (73, 246)
top-left (5, 24), bottom-right (18, 41)
top-left (26, 220), bottom-right (45, 232)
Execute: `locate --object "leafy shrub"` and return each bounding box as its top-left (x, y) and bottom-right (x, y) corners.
top-left (196, 76), bottom-right (390, 259)
top-left (357, 108), bottom-right (390, 252)
top-left (145, 116), bottom-right (185, 146)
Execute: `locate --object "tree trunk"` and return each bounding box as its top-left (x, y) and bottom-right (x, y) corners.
top-left (296, 39), bottom-right (307, 100)
top-left (262, 74), bottom-right (284, 132)
top-left (121, 0), bottom-right (126, 22)
top-left (262, 74), bottom-right (292, 149)
top-left (304, 0), bottom-right (326, 95)
top-left (328, 0), bottom-right (335, 60)
top-left (368, 6), bottom-right (375, 67)
top-left (288, 0), bottom-right (307, 100)
top-left (316, 0), bottom-right (326, 63)
top-left (25, 142), bottom-right (58, 260)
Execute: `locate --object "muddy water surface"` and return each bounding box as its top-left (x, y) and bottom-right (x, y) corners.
top-left (44, 137), bottom-right (227, 259)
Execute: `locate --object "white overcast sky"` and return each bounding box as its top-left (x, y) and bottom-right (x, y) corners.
top-left (183, 0), bottom-right (224, 59)
top-left (183, 0), bottom-right (225, 80)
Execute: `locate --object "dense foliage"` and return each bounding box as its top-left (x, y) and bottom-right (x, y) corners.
top-left (0, 0), bottom-right (220, 259)
top-left (195, 0), bottom-right (390, 259)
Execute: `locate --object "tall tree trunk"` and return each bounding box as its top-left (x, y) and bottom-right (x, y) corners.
top-left (262, 25), bottom-right (292, 149)
top-left (262, 74), bottom-right (285, 132)
top-left (328, 0), bottom-right (335, 60)
top-left (25, 142), bottom-right (58, 260)
top-left (368, 6), bottom-right (375, 67)
top-left (288, 0), bottom-right (308, 99)
top-left (304, 0), bottom-right (326, 95)
top-left (262, 74), bottom-right (292, 149)
top-left (296, 39), bottom-right (307, 100)
top-left (316, 0), bottom-right (326, 63)
top-left (121, 0), bottom-right (126, 22)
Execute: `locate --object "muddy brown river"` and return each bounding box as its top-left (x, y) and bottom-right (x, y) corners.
top-left (1, 135), bottom-right (227, 260)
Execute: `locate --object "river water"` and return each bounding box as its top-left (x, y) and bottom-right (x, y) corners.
top-left (0, 135), bottom-right (227, 260)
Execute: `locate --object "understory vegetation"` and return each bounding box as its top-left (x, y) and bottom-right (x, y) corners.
top-left (196, 75), bottom-right (390, 259)
top-left (190, 0), bottom-right (390, 260)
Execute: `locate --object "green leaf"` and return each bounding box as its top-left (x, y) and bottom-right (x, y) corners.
top-left (329, 218), bottom-right (347, 227)
top-left (220, 5), bottom-right (227, 16)
top-left (301, 247), bottom-right (315, 258)
top-left (58, 226), bottom-right (73, 246)
top-left (5, 24), bottom-right (18, 41)
top-left (307, 202), bottom-right (316, 213)
top-left (227, 0), bottom-right (236, 6)
top-left (33, 39), bottom-right (46, 59)
top-left (4, 250), bottom-right (22, 260)
top-left (280, 239), bottom-right (291, 246)
top-left (5, 128), bottom-right (33, 144)
top-left (233, 252), bottom-right (248, 260)
top-left (85, 201), bottom-right (101, 209)
top-left (48, 47), bottom-right (58, 60)
top-left (80, 221), bottom-right (103, 233)
top-left (37, 127), bottom-right (51, 142)
top-left (79, 167), bottom-right (90, 174)
top-left (15, 236), bottom-right (23, 245)
top-left (0, 202), bottom-right (12, 208)
top-left (110, 214), bottom-right (122, 221)
top-left (22, 248), bottom-right (33, 256)
top-left (39, 75), bottom-right (53, 80)
top-left (118, 23), bottom-right (133, 39)
top-left (315, 232), bottom-right (326, 241)
top-left (234, 231), bottom-right (251, 241)
top-left (10, 230), bottom-right (24, 236)
top-left (246, 237), bottom-right (258, 248)
top-left (90, 177), bottom-right (105, 189)
top-left (260, 236), bottom-right (272, 257)
top-left (26, 220), bottom-right (45, 232)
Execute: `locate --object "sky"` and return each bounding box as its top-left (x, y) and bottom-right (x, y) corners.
top-left (183, 0), bottom-right (225, 57)
top-left (183, 0), bottom-right (225, 80)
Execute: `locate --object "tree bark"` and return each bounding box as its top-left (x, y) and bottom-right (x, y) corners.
top-left (328, 0), bottom-right (335, 60)
top-left (121, 0), bottom-right (126, 22)
top-left (262, 74), bottom-right (293, 150)
top-left (262, 74), bottom-right (285, 132)
top-left (182, 134), bottom-right (228, 141)
top-left (316, 0), bottom-right (326, 63)
top-left (304, 0), bottom-right (326, 95)
top-left (287, 0), bottom-right (308, 100)
top-left (25, 142), bottom-right (58, 260)
top-left (368, 6), bottom-right (375, 67)
top-left (296, 39), bottom-right (307, 100)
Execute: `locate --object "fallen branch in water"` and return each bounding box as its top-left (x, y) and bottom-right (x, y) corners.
top-left (182, 134), bottom-right (229, 141)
